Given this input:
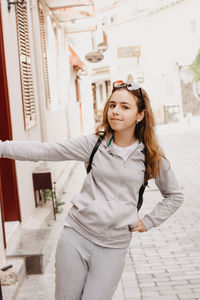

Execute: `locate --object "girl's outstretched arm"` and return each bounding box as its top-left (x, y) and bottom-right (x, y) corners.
top-left (0, 134), bottom-right (98, 163)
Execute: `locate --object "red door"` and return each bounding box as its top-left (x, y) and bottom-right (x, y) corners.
top-left (0, 3), bottom-right (21, 246)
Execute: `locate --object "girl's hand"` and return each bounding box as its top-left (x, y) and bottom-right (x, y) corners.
top-left (130, 219), bottom-right (147, 232)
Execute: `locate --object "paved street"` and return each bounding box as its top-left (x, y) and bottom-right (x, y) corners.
top-left (16, 118), bottom-right (200, 300)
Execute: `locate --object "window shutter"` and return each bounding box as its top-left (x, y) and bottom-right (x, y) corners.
top-left (15, 2), bottom-right (36, 130)
top-left (38, 6), bottom-right (51, 108)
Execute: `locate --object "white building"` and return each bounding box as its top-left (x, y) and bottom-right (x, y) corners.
top-left (0, 0), bottom-right (95, 267)
top-left (90, 0), bottom-right (200, 123)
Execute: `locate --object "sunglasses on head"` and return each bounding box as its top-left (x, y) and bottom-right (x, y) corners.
top-left (112, 80), bottom-right (145, 107)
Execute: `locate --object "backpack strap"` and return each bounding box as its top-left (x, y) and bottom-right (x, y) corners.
top-left (137, 182), bottom-right (147, 211)
top-left (87, 137), bottom-right (103, 174)
top-left (137, 146), bottom-right (147, 211)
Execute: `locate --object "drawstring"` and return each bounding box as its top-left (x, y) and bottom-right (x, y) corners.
top-left (107, 135), bottom-right (114, 147)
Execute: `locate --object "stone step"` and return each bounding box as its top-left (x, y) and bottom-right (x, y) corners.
top-left (1, 258), bottom-right (25, 300)
top-left (6, 229), bottom-right (51, 275)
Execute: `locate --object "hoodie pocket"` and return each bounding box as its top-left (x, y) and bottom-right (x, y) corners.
top-left (71, 195), bottom-right (94, 212)
top-left (75, 198), bottom-right (118, 235)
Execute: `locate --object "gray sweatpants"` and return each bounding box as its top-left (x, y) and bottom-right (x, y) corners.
top-left (55, 227), bottom-right (127, 300)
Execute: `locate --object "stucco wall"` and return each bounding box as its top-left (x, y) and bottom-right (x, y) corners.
top-left (0, 0), bottom-right (83, 224)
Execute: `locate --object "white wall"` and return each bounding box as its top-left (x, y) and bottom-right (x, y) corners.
top-left (79, 75), bottom-right (95, 134)
top-left (67, 66), bottom-right (82, 137)
top-left (0, 0), bottom-right (82, 224)
top-left (66, 32), bottom-right (95, 136)
top-left (1, 0), bottom-right (42, 222)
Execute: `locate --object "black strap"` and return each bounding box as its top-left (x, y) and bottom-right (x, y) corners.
top-left (137, 183), bottom-right (147, 211)
top-left (87, 135), bottom-right (147, 211)
top-left (87, 137), bottom-right (102, 174)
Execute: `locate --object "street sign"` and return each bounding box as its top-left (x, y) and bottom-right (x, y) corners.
top-left (117, 46), bottom-right (141, 58)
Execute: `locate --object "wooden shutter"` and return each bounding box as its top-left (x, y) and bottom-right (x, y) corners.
top-left (15, 2), bottom-right (36, 130)
top-left (38, 6), bottom-right (51, 108)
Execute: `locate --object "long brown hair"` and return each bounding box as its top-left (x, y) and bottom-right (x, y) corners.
top-left (96, 86), bottom-right (166, 182)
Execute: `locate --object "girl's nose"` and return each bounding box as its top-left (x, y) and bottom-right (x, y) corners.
top-left (113, 105), bottom-right (120, 115)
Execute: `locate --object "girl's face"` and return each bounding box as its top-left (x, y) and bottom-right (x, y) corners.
top-left (107, 89), bottom-right (144, 134)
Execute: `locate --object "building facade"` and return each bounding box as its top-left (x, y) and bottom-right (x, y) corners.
top-left (90, 0), bottom-right (200, 124)
top-left (0, 0), bottom-right (94, 266)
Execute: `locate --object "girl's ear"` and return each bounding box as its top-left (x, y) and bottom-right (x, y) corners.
top-left (137, 109), bottom-right (145, 123)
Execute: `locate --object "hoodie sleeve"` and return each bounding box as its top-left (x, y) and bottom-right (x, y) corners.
top-left (140, 157), bottom-right (184, 231)
top-left (0, 134), bottom-right (98, 163)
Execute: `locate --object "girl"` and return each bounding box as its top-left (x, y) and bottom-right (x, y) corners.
top-left (0, 81), bottom-right (184, 300)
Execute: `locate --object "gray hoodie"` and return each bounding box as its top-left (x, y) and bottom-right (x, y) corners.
top-left (0, 134), bottom-right (184, 248)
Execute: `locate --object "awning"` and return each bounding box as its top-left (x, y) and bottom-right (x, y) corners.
top-left (68, 44), bottom-right (83, 70)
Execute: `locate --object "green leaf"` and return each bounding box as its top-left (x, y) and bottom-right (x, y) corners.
top-left (190, 49), bottom-right (200, 81)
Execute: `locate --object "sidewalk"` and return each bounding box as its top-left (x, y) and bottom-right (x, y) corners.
top-left (15, 118), bottom-right (200, 300)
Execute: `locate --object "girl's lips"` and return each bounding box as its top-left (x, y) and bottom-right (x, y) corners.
top-left (111, 118), bottom-right (122, 121)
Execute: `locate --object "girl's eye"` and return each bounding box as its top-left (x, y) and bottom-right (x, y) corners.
top-left (122, 106), bottom-right (129, 110)
top-left (109, 104), bottom-right (115, 108)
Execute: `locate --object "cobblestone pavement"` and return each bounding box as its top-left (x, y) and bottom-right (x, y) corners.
top-left (16, 119), bottom-right (200, 300)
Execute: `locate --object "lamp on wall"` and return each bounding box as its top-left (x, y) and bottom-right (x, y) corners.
top-left (85, 31), bottom-right (104, 63)
top-left (7, 0), bottom-right (25, 13)
top-left (77, 68), bottom-right (88, 77)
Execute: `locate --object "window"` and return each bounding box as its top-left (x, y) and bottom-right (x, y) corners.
top-left (105, 80), bottom-right (111, 98)
top-left (99, 84), bottom-right (103, 102)
top-left (15, 2), bottom-right (36, 130)
top-left (39, 6), bottom-right (51, 108)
